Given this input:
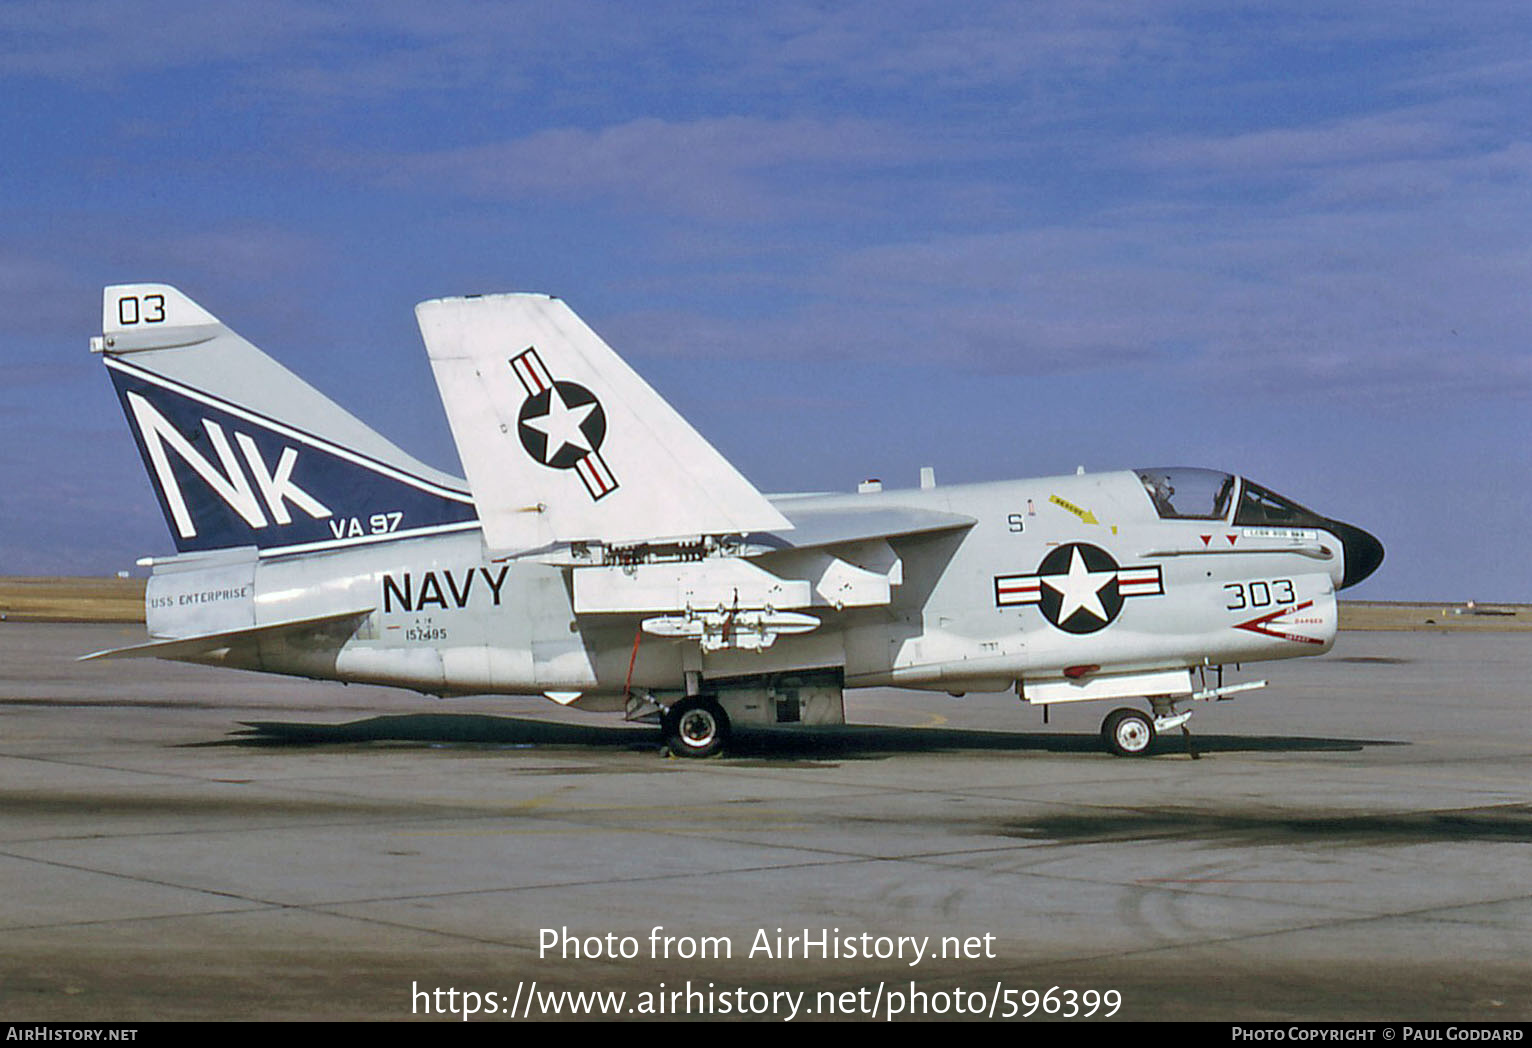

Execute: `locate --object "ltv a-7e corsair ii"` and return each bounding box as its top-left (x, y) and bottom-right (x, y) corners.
top-left (88, 284), bottom-right (1383, 757)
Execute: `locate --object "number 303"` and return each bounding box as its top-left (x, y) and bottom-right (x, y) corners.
top-left (1225, 578), bottom-right (1295, 610)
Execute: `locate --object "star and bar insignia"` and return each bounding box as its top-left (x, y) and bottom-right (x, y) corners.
top-left (994, 542), bottom-right (1163, 634)
top-left (510, 347), bottom-right (619, 501)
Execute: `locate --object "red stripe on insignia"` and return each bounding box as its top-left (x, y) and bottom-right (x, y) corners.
top-left (1116, 567), bottom-right (1163, 596)
top-left (995, 575), bottom-right (1042, 605)
top-left (589, 452), bottom-right (616, 491)
top-left (574, 458), bottom-right (600, 498)
top-left (575, 452), bottom-right (618, 501)
top-left (510, 349), bottom-right (551, 394)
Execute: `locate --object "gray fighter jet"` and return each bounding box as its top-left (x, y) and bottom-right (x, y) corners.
top-left (88, 285), bottom-right (1383, 756)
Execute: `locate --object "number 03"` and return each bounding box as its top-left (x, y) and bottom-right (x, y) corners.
top-left (117, 294), bottom-right (166, 326)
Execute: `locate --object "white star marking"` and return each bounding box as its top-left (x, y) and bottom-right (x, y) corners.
top-left (1042, 547), bottom-right (1116, 623)
top-left (525, 387), bottom-right (597, 463)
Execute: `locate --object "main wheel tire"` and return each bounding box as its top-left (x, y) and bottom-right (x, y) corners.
top-left (663, 697), bottom-right (731, 758)
top-left (1101, 707), bottom-right (1156, 757)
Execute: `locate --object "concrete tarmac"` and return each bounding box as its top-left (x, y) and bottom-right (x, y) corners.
top-left (1, 622), bottom-right (1528, 1021)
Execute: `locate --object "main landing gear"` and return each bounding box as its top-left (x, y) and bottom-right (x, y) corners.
top-left (662, 696), bottom-right (731, 758)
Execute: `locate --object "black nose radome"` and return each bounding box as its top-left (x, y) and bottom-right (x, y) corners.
top-left (1330, 520), bottom-right (1384, 589)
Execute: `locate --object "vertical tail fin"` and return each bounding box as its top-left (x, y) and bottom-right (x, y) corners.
top-left (416, 293), bottom-right (790, 553)
top-left (96, 284), bottom-right (478, 555)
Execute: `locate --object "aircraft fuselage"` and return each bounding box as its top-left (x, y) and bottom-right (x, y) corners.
top-left (148, 469), bottom-right (1347, 713)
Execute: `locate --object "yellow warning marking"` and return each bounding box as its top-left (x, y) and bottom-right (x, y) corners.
top-left (1049, 494), bottom-right (1099, 526)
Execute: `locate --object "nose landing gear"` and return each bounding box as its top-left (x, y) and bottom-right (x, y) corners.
top-left (1100, 701), bottom-right (1197, 758)
top-left (1101, 707), bottom-right (1156, 757)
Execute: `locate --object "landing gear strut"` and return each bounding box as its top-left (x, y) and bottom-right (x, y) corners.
top-left (662, 696), bottom-right (731, 758)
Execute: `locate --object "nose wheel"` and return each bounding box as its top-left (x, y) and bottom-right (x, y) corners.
top-left (1101, 707), bottom-right (1156, 757)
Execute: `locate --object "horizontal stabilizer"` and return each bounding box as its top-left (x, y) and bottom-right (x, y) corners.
top-left (80, 607), bottom-right (373, 661)
top-left (416, 294), bottom-right (791, 552)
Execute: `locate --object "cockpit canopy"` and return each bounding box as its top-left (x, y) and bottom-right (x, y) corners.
top-left (1134, 468), bottom-right (1236, 521)
top-left (1135, 467), bottom-right (1331, 530)
top-left (1134, 468), bottom-right (1383, 589)
top-left (1232, 480), bottom-right (1330, 529)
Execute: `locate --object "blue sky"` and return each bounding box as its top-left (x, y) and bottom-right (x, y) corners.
top-left (2, 2), bottom-right (1528, 598)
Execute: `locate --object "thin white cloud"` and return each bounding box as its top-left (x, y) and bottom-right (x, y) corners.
top-left (0, 251), bottom-right (95, 338)
top-left (1133, 107), bottom-right (1475, 175)
top-left (0, 2), bottom-right (1166, 94)
top-left (0, 0), bottom-right (341, 77)
top-left (378, 116), bottom-right (910, 219)
top-left (602, 182), bottom-right (1532, 402)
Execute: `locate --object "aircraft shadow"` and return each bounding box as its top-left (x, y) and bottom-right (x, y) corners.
top-left (211, 713), bottom-right (1398, 760)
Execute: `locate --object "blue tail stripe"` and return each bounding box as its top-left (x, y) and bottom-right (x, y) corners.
top-left (109, 364), bottom-right (480, 554)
